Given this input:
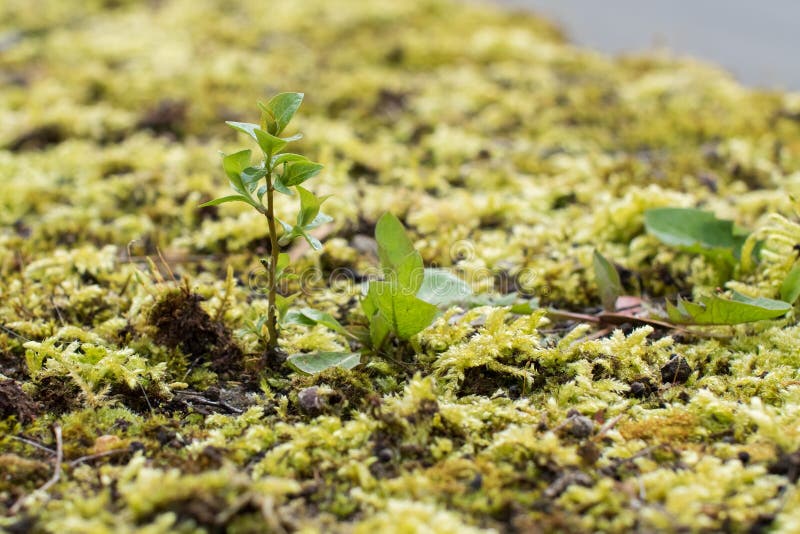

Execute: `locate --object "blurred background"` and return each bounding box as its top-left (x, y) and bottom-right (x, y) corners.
top-left (494, 0), bottom-right (800, 90)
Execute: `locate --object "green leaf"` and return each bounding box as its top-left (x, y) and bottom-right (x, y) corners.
top-left (593, 250), bottom-right (623, 311)
top-left (367, 281), bottom-right (438, 340)
top-left (300, 229), bottom-right (323, 251)
top-left (276, 253), bottom-right (290, 280)
top-left (199, 195), bottom-right (252, 207)
top-left (280, 133), bottom-right (303, 142)
top-left (242, 166), bottom-right (267, 192)
top-left (221, 150), bottom-right (252, 184)
top-left (260, 92), bottom-right (304, 136)
top-left (277, 218), bottom-right (298, 246)
top-left (226, 121), bottom-right (260, 141)
top-left (253, 128), bottom-right (287, 160)
top-left (272, 153), bottom-right (309, 167)
top-left (780, 263), bottom-right (800, 304)
top-left (274, 293), bottom-right (299, 320)
top-left (368, 311), bottom-right (391, 348)
top-left (286, 351), bottom-right (360, 374)
top-left (375, 212), bottom-right (416, 271)
top-left (296, 186), bottom-right (331, 227)
top-left (282, 161), bottom-right (324, 187)
top-left (306, 212), bottom-right (333, 230)
top-left (416, 268), bottom-right (472, 307)
top-left (273, 176), bottom-right (293, 196)
top-left (282, 307), bottom-right (347, 335)
top-left (644, 207), bottom-right (748, 263)
top-left (666, 291), bottom-right (791, 325)
top-left (389, 250), bottom-right (425, 294)
top-left (220, 150), bottom-right (260, 209)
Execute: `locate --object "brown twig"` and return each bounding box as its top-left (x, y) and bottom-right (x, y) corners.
top-left (68, 448), bottom-right (131, 467)
top-left (8, 424), bottom-right (62, 516)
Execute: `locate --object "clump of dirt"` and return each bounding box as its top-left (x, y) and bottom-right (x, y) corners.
top-left (661, 355), bottom-right (693, 384)
top-left (31, 376), bottom-right (81, 415)
top-left (148, 289), bottom-right (243, 379)
top-left (458, 366), bottom-right (523, 398)
top-left (0, 380), bottom-right (39, 423)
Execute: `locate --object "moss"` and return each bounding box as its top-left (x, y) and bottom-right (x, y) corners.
top-left (2, 0), bottom-right (800, 531)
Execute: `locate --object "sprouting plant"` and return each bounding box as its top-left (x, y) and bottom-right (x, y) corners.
top-left (285, 213), bottom-right (474, 374)
top-left (200, 93), bottom-right (330, 356)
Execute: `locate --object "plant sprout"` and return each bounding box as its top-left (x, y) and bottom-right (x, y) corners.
top-left (201, 93), bottom-right (329, 356)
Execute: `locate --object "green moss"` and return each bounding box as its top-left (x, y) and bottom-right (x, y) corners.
top-left (2, 0), bottom-right (800, 531)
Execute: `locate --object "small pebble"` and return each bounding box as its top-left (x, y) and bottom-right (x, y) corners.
top-left (298, 387), bottom-right (322, 412)
top-left (568, 415), bottom-right (594, 439)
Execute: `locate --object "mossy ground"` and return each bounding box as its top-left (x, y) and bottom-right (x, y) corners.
top-left (2, 0), bottom-right (800, 532)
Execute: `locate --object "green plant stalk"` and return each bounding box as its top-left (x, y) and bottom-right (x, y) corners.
top-left (265, 167), bottom-right (280, 354)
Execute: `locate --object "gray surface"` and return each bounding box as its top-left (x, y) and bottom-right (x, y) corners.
top-left (493, 0), bottom-right (800, 91)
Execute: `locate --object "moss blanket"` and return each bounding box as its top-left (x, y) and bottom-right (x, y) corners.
top-left (2, 0), bottom-right (800, 532)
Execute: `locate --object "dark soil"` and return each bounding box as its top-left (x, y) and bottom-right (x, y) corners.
top-left (0, 380), bottom-right (39, 423)
top-left (148, 289), bottom-right (243, 379)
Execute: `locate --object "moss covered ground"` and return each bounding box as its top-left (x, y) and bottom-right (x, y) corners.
top-left (3, 0), bottom-right (800, 532)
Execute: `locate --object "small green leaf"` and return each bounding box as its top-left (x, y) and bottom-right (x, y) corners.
top-left (367, 281), bottom-right (438, 340)
top-left (277, 218), bottom-right (298, 246)
top-left (226, 121), bottom-right (260, 141)
top-left (253, 128), bottom-right (287, 160)
top-left (242, 166), bottom-right (267, 191)
top-left (199, 195), bottom-right (252, 207)
top-left (273, 176), bottom-right (293, 195)
top-left (375, 212), bottom-right (416, 272)
top-left (280, 133), bottom-right (303, 142)
top-left (300, 229), bottom-right (323, 250)
top-left (389, 252), bottom-right (424, 294)
top-left (221, 150), bottom-right (252, 184)
top-left (275, 293), bottom-right (299, 319)
top-left (417, 268), bottom-right (473, 307)
top-left (220, 150), bottom-right (260, 209)
top-left (644, 207), bottom-right (748, 262)
top-left (276, 253), bottom-right (290, 279)
top-left (260, 92), bottom-right (304, 136)
top-left (282, 307), bottom-right (347, 335)
top-left (780, 263), bottom-right (800, 304)
top-left (306, 212), bottom-right (333, 230)
top-left (272, 153), bottom-right (309, 167)
top-left (296, 186), bottom-right (330, 227)
top-left (593, 250), bottom-right (623, 311)
top-left (666, 291), bottom-right (791, 325)
top-left (368, 310), bottom-right (391, 348)
top-left (286, 351), bottom-right (360, 374)
top-left (282, 161), bottom-right (324, 187)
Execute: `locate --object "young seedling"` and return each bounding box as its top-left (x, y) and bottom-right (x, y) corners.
top-left (200, 93), bottom-right (330, 356)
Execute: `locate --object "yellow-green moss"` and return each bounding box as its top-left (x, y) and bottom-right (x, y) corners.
top-left (2, 0), bottom-right (800, 531)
